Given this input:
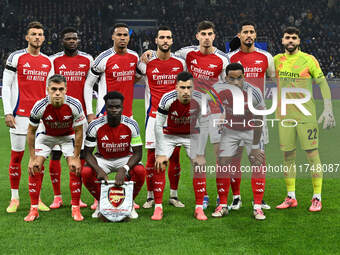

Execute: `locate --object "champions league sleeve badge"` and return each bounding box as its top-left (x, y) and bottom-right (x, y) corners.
top-left (99, 181), bottom-right (134, 222)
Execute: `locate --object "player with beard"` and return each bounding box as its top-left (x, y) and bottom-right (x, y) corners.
top-left (142, 21), bottom-right (229, 210)
top-left (137, 26), bottom-right (186, 215)
top-left (48, 27), bottom-right (93, 209)
top-left (81, 91), bottom-right (145, 219)
top-left (226, 21), bottom-right (275, 211)
top-left (274, 27), bottom-right (335, 211)
top-left (2, 21), bottom-right (52, 213)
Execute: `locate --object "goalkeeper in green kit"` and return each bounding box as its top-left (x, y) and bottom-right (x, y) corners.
top-left (274, 26), bottom-right (336, 212)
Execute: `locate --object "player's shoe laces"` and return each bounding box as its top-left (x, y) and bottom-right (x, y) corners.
top-left (79, 200), bottom-right (88, 208)
top-left (309, 198), bottom-right (322, 212)
top-left (38, 200), bottom-right (50, 211)
top-left (194, 207), bottom-right (208, 221)
top-left (129, 207), bottom-right (139, 219)
top-left (72, 206), bottom-right (84, 221)
top-left (230, 197), bottom-right (242, 210)
top-left (50, 197), bottom-right (63, 209)
top-left (252, 200), bottom-right (271, 210)
top-left (276, 197), bottom-right (298, 209)
top-left (169, 197), bottom-right (185, 208)
top-left (253, 208), bottom-right (266, 220)
top-left (211, 205), bottom-right (229, 218)
top-left (134, 202), bottom-right (140, 209)
top-left (91, 199), bottom-right (98, 210)
top-left (151, 207), bottom-right (163, 220)
top-left (7, 199), bottom-right (19, 213)
top-left (24, 207), bottom-right (39, 222)
top-left (203, 196), bottom-right (209, 210)
top-left (92, 206), bottom-right (100, 218)
top-left (142, 198), bottom-right (154, 209)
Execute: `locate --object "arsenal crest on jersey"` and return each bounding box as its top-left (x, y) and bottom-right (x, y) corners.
top-left (99, 181), bottom-right (134, 222)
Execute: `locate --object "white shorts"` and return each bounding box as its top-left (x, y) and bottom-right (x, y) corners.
top-left (145, 116), bottom-right (156, 149)
top-left (219, 128), bottom-right (255, 157)
top-left (35, 133), bottom-right (75, 158)
top-left (9, 116), bottom-right (29, 135)
top-left (10, 133), bottom-right (26, 151)
top-left (50, 121), bottom-right (88, 151)
top-left (156, 134), bottom-right (198, 160)
top-left (95, 155), bottom-right (131, 174)
top-left (208, 114), bottom-right (222, 144)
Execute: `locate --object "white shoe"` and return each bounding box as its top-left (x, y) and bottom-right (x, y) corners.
top-left (142, 198), bottom-right (154, 209)
top-left (252, 200), bottom-right (271, 210)
top-left (230, 197), bottom-right (242, 210)
top-left (92, 206), bottom-right (100, 218)
top-left (253, 208), bottom-right (266, 220)
top-left (129, 207), bottom-right (138, 219)
top-left (211, 205), bottom-right (229, 218)
top-left (169, 197), bottom-right (185, 208)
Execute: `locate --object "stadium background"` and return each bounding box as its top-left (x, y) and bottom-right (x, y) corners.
top-left (0, 0), bottom-right (340, 254)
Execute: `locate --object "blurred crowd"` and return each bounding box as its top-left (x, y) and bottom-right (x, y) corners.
top-left (0, 0), bottom-right (339, 77)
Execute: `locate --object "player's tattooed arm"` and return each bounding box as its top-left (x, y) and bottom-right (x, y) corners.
top-left (83, 145), bottom-right (108, 184)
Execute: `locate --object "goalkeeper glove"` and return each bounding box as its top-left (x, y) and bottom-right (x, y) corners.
top-left (318, 99), bottom-right (336, 129)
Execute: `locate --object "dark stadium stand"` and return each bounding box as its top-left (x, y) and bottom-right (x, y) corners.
top-left (0, 0), bottom-right (339, 77)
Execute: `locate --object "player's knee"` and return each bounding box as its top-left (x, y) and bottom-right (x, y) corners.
top-left (81, 166), bottom-right (94, 180)
top-left (51, 150), bottom-right (62, 160)
top-left (131, 164), bottom-right (146, 180)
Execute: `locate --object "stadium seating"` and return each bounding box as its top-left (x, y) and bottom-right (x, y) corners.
top-left (0, 0), bottom-right (338, 77)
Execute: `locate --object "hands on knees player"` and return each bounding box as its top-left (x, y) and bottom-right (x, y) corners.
top-left (155, 155), bottom-right (168, 172)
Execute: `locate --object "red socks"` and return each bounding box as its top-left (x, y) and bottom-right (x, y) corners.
top-left (168, 146), bottom-right (181, 190)
top-left (193, 171), bottom-right (206, 205)
top-left (28, 171), bottom-right (44, 205)
top-left (49, 159), bottom-right (61, 196)
top-left (130, 164), bottom-right (146, 200)
top-left (69, 171), bottom-right (82, 206)
top-left (81, 166), bottom-right (100, 201)
top-left (9, 150), bottom-right (24, 189)
top-left (230, 157), bottom-right (241, 196)
top-left (146, 149), bottom-right (155, 193)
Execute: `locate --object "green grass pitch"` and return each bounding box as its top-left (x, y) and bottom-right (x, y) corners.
top-left (0, 99), bottom-right (339, 255)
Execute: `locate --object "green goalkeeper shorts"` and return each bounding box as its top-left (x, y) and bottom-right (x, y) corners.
top-left (278, 121), bottom-right (319, 151)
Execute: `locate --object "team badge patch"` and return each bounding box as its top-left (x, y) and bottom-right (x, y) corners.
top-left (108, 187), bottom-right (125, 208)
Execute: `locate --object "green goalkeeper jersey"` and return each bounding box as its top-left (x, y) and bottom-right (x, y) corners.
top-left (274, 50), bottom-right (330, 123)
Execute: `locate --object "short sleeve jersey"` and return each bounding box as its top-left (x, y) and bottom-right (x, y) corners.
top-left (85, 115), bottom-right (142, 159)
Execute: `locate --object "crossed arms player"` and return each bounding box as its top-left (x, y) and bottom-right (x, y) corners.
top-left (154, 71), bottom-right (209, 221)
top-left (25, 74), bottom-right (86, 222)
top-left (274, 27), bottom-right (336, 212)
top-left (81, 91), bottom-right (146, 219)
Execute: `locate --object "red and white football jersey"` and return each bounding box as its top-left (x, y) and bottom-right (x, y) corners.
top-left (29, 95), bottom-right (86, 136)
top-left (157, 90), bottom-right (202, 135)
top-left (213, 82), bottom-right (265, 131)
top-left (138, 51), bottom-right (186, 118)
top-left (50, 51), bottom-right (93, 115)
top-left (90, 48), bottom-right (139, 117)
top-left (2, 49), bottom-right (53, 117)
top-left (175, 46), bottom-right (229, 114)
top-left (85, 115), bottom-right (142, 159)
top-left (227, 47), bottom-right (275, 93)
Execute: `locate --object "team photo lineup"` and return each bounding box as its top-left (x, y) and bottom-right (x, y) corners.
top-left (1, 6), bottom-right (338, 230)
